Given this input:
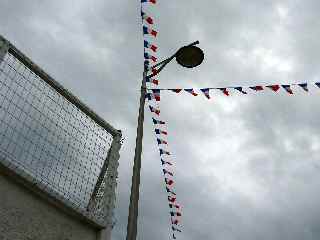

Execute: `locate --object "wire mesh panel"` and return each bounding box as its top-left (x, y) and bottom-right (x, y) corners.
top-left (0, 50), bottom-right (115, 221)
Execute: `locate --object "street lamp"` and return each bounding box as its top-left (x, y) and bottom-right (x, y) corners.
top-left (126, 41), bottom-right (204, 240)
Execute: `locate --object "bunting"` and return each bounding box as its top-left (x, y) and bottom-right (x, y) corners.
top-left (166, 186), bottom-right (176, 195)
top-left (152, 117), bottom-right (165, 124)
top-left (160, 149), bottom-right (171, 156)
top-left (140, 5), bottom-right (320, 239)
top-left (141, 1), bottom-right (182, 239)
top-left (157, 138), bottom-right (168, 145)
top-left (200, 88), bottom-right (211, 99)
top-left (144, 40), bottom-right (158, 52)
top-left (169, 203), bottom-right (181, 209)
top-left (282, 85), bottom-right (293, 94)
top-left (170, 89), bottom-right (182, 93)
top-left (185, 88), bottom-right (198, 96)
top-left (170, 211), bottom-right (182, 217)
top-left (144, 52), bottom-right (157, 62)
top-left (171, 218), bottom-right (180, 225)
top-left (141, 0), bottom-right (156, 3)
top-left (145, 92), bottom-right (160, 101)
top-left (172, 226), bottom-right (182, 232)
top-left (298, 83), bottom-right (308, 92)
top-left (151, 89), bottom-right (161, 101)
top-left (149, 105), bottom-right (160, 115)
top-left (144, 76), bottom-right (320, 240)
top-left (234, 87), bottom-right (247, 94)
top-left (145, 82), bottom-right (320, 100)
top-left (250, 85), bottom-right (264, 91)
top-left (145, 77), bottom-right (159, 85)
top-left (143, 25), bottom-right (158, 37)
top-left (155, 128), bottom-right (168, 135)
top-left (220, 88), bottom-right (229, 96)
top-left (266, 85), bottom-right (280, 92)
top-left (163, 168), bottom-right (173, 176)
top-left (161, 159), bottom-right (172, 165)
top-left (141, 12), bottom-right (154, 25)
top-left (168, 196), bottom-right (176, 203)
top-left (165, 178), bottom-right (174, 185)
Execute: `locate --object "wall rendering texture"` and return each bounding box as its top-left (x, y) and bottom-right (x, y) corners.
top-left (0, 171), bottom-right (99, 240)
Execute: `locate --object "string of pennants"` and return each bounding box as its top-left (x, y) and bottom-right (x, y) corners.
top-left (141, 2), bottom-right (320, 239)
top-left (146, 82), bottom-right (320, 101)
top-left (141, 1), bottom-right (182, 239)
top-left (145, 81), bottom-right (320, 240)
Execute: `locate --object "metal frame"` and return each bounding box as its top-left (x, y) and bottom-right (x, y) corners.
top-left (0, 35), bottom-right (122, 233)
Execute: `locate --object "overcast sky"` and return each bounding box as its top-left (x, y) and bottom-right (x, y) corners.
top-left (1, 0), bottom-right (320, 239)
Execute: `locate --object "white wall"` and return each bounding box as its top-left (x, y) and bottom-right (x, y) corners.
top-left (0, 171), bottom-right (100, 240)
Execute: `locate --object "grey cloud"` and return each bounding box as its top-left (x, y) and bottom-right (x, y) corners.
top-left (1, 1), bottom-right (320, 240)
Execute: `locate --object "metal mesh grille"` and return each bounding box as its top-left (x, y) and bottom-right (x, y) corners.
top-left (0, 52), bottom-right (114, 215)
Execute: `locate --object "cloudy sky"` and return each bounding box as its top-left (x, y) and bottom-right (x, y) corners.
top-left (1, 0), bottom-right (320, 239)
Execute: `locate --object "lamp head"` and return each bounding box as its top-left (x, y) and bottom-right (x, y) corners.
top-left (175, 45), bottom-right (204, 68)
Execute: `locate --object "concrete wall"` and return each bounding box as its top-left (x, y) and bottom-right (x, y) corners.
top-left (0, 171), bottom-right (100, 240)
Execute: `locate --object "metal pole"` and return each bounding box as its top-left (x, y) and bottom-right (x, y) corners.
top-left (126, 69), bottom-right (147, 240)
top-left (126, 41), bottom-right (200, 240)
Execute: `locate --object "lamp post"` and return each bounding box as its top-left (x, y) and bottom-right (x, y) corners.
top-left (126, 41), bottom-right (204, 240)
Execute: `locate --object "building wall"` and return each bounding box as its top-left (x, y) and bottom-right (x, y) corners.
top-left (0, 172), bottom-right (99, 240)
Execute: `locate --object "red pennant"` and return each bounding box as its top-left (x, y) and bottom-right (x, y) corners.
top-left (220, 88), bottom-right (229, 96)
top-left (266, 85), bottom-right (280, 92)
top-left (170, 89), bottom-right (182, 93)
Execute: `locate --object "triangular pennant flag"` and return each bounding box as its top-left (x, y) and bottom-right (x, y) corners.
top-left (172, 226), bottom-right (182, 232)
top-left (234, 87), bottom-right (247, 94)
top-left (184, 88), bottom-right (198, 96)
top-left (171, 218), bottom-right (180, 225)
top-left (160, 149), bottom-right (171, 156)
top-left (149, 68), bottom-right (158, 77)
top-left (146, 77), bottom-right (159, 85)
top-left (170, 89), bottom-right (182, 93)
top-left (161, 159), bottom-right (172, 166)
top-left (163, 168), bottom-right (173, 176)
top-left (152, 117), bottom-right (165, 124)
top-left (157, 138), bottom-right (168, 145)
top-left (144, 60), bottom-right (150, 67)
top-left (143, 26), bottom-right (158, 37)
top-left (249, 86), bottom-right (264, 91)
top-left (155, 129), bottom-right (168, 135)
top-left (144, 40), bottom-right (157, 52)
top-left (200, 88), bottom-right (211, 99)
top-left (166, 186), bottom-right (176, 195)
top-left (169, 203), bottom-right (181, 209)
top-left (219, 88), bottom-right (229, 96)
top-left (141, 11), bottom-right (154, 25)
top-left (151, 79), bottom-right (159, 85)
top-left (145, 93), bottom-right (154, 100)
top-left (266, 85), bottom-right (280, 92)
top-left (168, 196), bottom-right (176, 203)
top-left (315, 82), bottom-right (320, 88)
top-left (149, 105), bottom-right (160, 115)
top-left (298, 83), bottom-right (308, 92)
top-left (141, 0), bottom-right (156, 3)
top-left (151, 89), bottom-right (160, 101)
top-left (282, 85), bottom-right (293, 94)
top-left (144, 52), bottom-right (157, 62)
top-left (165, 178), bottom-right (174, 186)
top-left (170, 211), bottom-right (182, 217)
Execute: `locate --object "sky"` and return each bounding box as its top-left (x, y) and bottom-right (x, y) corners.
top-left (1, 0), bottom-right (320, 239)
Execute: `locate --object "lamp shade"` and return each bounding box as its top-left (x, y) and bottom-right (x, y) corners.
top-left (175, 45), bottom-right (204, 68)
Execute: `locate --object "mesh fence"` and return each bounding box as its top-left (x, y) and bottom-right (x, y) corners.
top-left (0, 51), bottom-right (114, 219)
